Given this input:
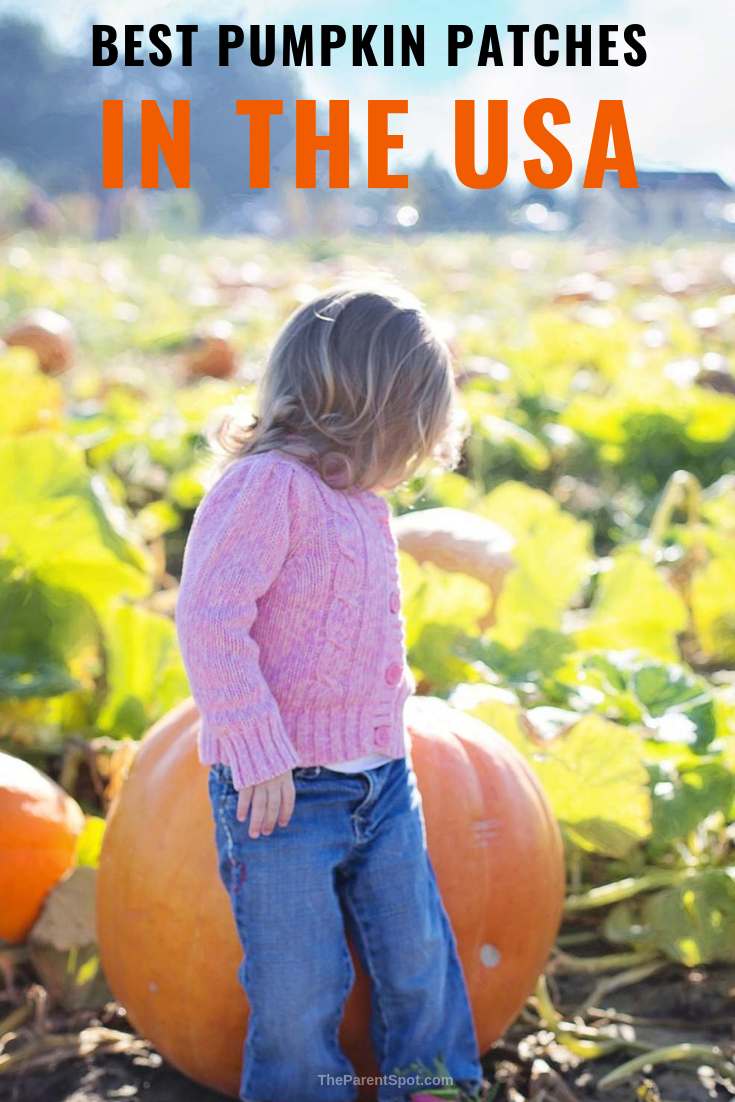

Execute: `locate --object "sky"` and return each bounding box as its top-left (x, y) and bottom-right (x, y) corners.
top-left (1, 0), bottom-right (733, 185)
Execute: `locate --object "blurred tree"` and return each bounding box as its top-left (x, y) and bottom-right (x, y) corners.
top-left (188, 25), bottom-right (302, 224)
top-left (407, 154), bottom-right (465, 231)
top-left (463, 184), bottom-right (514, 232)
top-left (400, 154), bottom-right (512, 232)
top-left (0, 18), bottom-right (304, 231)
top-left (0, 17), bottom-right (101, 193)
top-left (0, 18), bottom-right (518, 235)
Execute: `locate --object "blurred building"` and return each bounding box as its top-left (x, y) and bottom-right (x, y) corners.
top-left (578, 171), bottom-right (735, 241)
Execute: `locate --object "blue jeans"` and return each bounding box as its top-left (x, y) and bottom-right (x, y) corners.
top-left (208, 756), bottom-right (485, 1102)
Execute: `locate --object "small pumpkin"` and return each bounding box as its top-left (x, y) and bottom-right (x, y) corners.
top-left (97, 696), bottom-right (564, 1099)
top-left (4, 309), bottom-right (76, 376)
top-left (0, 752), bottom-right (85, 943)
top-left (184, 320), bottom-right (237, 380)
top-left (393, 507), bottom-right (515, 627)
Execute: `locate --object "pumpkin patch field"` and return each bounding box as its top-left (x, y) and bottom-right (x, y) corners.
top-left (1, 233), bottom-right (735, 1101)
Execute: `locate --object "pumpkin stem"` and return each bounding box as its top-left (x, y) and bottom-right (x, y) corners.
top-left (552, 947), bottom-right (661, 974)
top-left (533, 973), bottom-right (562, 1028)
top-left (646, 469), bottom-right (701, 550)
top-left (597, 1043), bottom-right (735, 1091)
top-left (564, 868), bottom-right (695, 911)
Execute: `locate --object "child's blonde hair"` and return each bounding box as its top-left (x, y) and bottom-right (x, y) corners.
top-left (213, 281), bottom-right (466, 492)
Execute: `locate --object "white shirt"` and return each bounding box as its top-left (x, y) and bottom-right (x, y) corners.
top-left (324, 752), bottom-right (396, 773)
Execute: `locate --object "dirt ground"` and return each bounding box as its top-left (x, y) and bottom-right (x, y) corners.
top-left (2, 962), bottom-right (734, 1102)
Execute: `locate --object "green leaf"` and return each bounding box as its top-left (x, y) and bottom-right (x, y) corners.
top-left (0, 655), bottom-right (78, 699)
top-left (497, 311), bottom-right (634, 400)
top-left (478, 414), bottom-right (551, 471)
top-left (644, 869), bottom-right (735, 965)
top-left (173, 377), bottom-right (248, 428)
top-left (562, 380), bottom-right (735, 448)
top-left (634, 661), bottom-right (716, 752)
top-left (559, 651), bottom-right (717, 751)
top-left (74, 816), bottom-right (106, 868)
top-left (530, 715), bottom-right (652, 857)
top-left (701, 479), bottom-right (735, 537)
top-left (399, 554), bottom-right (487, 694)
top-left (0, 561), bottom-right (100, 700)
top-left (417, 470), bottom-right (477, 510)
top-left (649, 761), bottom-right (735, 851)
top-left (136, 499), bottom-right (180, 540)
top-left (450, 683), bottom-right (529, 754)
top-left (463, 628), bottom-right (576, 699)
top-left (0, 432), bottom-right (151, 611)
top-left (168, 461), bottom-right (212, 509)
top-left (454, 703), bottom-right (652, 858)
top-left (0, 347), bottom-right (64, 435)
top-left (478, 484), bottom-right (592, 649)
top-left (691, 555), bottom-right (735, 663)
top-left (576, 550), bottom-right (688, 661)
top-left (717, 688), bottom-right (735, 745)
top-left (96, 602), bottom-right (190, 738)
top-left (563, 651), bottom-right (645, 723)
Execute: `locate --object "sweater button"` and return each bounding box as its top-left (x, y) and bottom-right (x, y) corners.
top-left (375, 725), bottom-right (391, 747)
top-left (389, 590), bottom-right (401, 613)
top-left (385, 662), bottom-right (402, 686)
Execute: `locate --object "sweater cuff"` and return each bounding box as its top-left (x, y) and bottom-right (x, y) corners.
top-left (199, 709), bottom-right (301, 789)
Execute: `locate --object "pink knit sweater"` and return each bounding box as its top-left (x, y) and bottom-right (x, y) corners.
top-left (175, 449), bottom-right (416, 788)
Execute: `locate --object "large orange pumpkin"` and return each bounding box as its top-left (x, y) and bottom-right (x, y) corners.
top-left (0, 752), bottom-right (85, 943)
top-left (97, 696), bottom-right (564, 1097)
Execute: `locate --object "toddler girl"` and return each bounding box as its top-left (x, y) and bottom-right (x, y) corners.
top-left (175, 284), bottom-right (487, 1102)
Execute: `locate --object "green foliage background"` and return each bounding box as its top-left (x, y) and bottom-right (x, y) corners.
top-left (2, 232), bottom-right (735, 973)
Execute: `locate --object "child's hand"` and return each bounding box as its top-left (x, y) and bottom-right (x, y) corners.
top-left (236, 770), bottom-right (296, 838)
